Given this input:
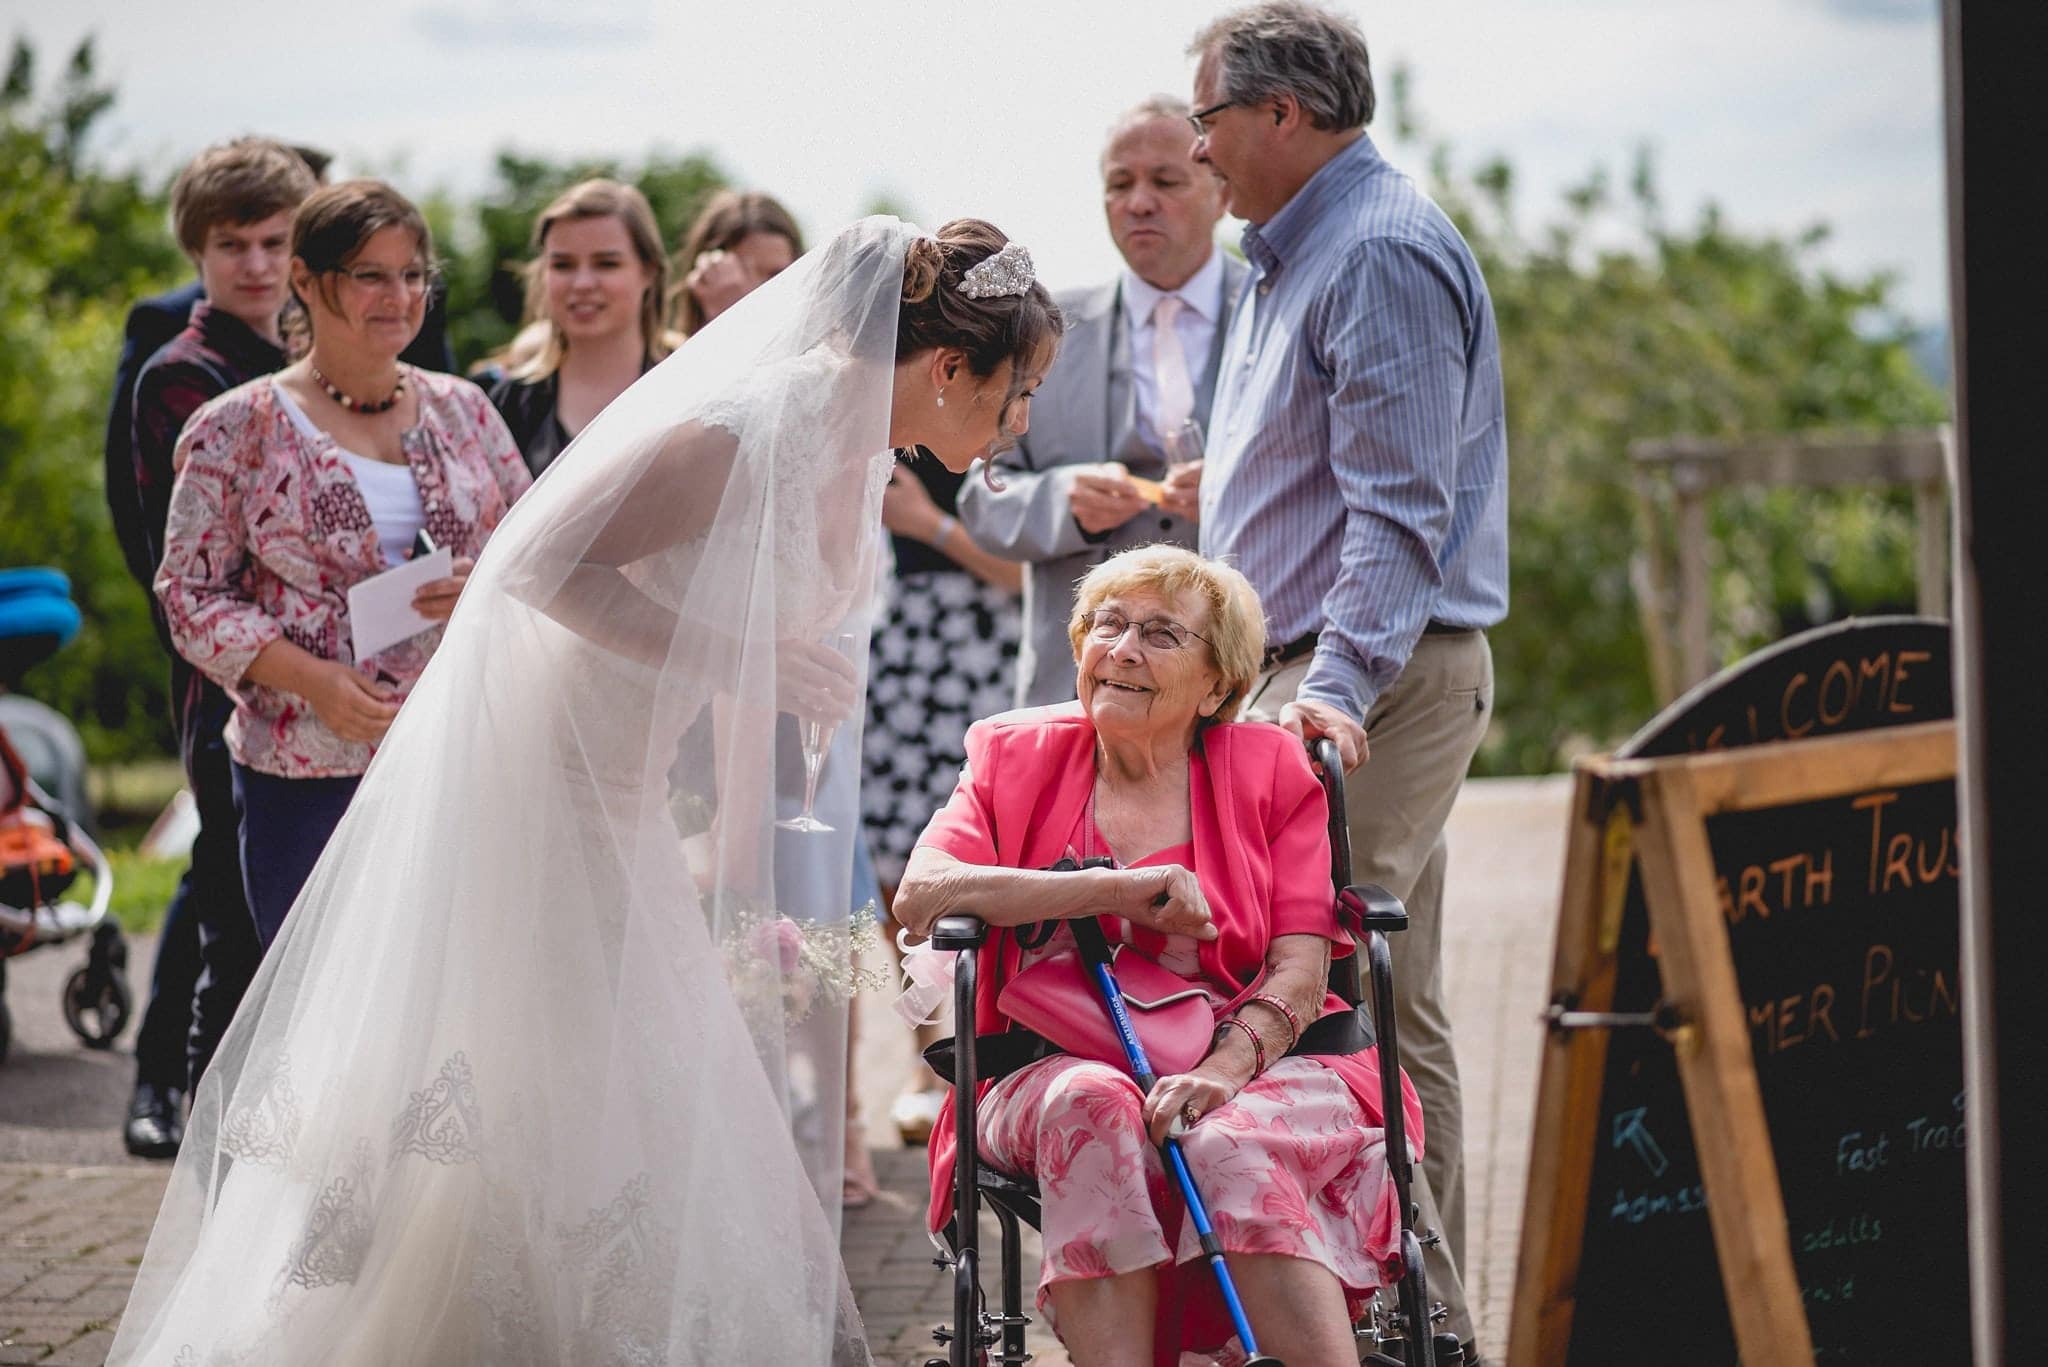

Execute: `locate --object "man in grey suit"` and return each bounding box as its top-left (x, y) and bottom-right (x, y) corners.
top-left (959, 95), bottom-right (1248, 708)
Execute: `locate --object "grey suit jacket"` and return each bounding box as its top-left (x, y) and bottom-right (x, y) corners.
top-left (959, 255), bottom-right (1249, 708)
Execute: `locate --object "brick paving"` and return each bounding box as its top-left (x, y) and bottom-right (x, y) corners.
top-left (0, 776), bottom-right (1569, 1365)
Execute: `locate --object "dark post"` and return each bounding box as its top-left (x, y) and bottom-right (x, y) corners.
top-left (1942, 4), bottom-right (2048, 1361)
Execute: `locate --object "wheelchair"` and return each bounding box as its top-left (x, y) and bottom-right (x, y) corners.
top-left (920, 738), bottom-right (1461, 1366)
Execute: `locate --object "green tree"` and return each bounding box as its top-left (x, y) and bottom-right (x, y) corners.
top-left (1387, 77), bottom-right (1947, 773)
top-left (0, 37), bottom-right (186, 765)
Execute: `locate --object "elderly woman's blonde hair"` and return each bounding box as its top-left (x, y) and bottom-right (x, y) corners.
top-left (1069, 545), bottom-right (1267, 723)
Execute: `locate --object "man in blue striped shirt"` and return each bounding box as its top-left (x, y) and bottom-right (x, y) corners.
top-left (1189, 6), bottom-right (1507, 1358)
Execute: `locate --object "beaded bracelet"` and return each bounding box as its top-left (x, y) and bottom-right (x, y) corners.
top-left (1247, 992), bottom-right (1303, 1050)
top-left (1216, 1015), bottom-right (1267, 1078)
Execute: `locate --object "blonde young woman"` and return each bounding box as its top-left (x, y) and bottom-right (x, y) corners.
top-left (484, 179), bottom-right (681, 475)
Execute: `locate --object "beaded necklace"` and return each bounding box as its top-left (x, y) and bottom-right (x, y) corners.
top-left (310, 362), bottom-right (408, 415)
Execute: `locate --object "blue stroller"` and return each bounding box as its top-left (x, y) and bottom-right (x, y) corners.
top-left (0, 568), bottom-right (130, 1065)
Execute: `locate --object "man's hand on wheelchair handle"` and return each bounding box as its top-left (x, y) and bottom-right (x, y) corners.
top-left (1277, 698), bottom-right (1368, 772)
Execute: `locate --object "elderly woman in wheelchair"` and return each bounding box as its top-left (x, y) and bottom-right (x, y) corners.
top-left (894, 545), bottom-right (1427, 1367)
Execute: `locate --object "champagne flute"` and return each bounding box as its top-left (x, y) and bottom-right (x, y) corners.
top-left (1161, 419), bottom-right (1205, 517)
top-left (777, 631), bottom-right (858, 834)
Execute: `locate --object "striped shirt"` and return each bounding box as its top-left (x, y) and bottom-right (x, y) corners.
top-left (1199, 133), bottom-right (1508, 720)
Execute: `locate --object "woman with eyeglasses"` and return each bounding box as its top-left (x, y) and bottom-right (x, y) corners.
top-left (154, 179), bottom-right (531, 949)
top-left (894, 544), bottom-right (1422, 1367)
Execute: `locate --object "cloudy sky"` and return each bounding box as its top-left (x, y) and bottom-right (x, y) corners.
top-left (10, 0), bottom-right (1949, 323)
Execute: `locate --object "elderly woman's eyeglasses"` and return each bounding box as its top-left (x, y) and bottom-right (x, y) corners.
top-left (1085, 609), bottom-right (1209, 652)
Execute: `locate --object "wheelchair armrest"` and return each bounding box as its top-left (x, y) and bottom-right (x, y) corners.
top-left (1339, 883), bottom-right (1408, 933)
top-left (929, 914), bottom-right (989, 951)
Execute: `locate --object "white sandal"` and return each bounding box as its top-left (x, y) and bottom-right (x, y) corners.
top-left (890, 1087), bottom-right (948, 1145)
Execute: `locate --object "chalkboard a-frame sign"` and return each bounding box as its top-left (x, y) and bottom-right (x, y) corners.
top-left (1509, 618), bottom-right (1963, 1366)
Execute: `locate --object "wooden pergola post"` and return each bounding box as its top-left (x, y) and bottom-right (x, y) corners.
top-left (1631, 430), bottom-right (1951, 698)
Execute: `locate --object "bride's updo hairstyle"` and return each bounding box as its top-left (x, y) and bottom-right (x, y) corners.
top-left (897, 219), bottom-right (1063, 431)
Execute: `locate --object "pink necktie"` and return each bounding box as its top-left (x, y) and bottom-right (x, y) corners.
top-left (1151, 294), bottom-right (1195, 450)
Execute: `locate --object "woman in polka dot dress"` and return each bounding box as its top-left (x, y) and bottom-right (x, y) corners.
top-left (862, 455), bottom-right (1022, 1141)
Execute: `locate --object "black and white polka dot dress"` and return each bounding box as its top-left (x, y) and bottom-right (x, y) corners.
top-left (861, 462), bottom-right (1021, 887)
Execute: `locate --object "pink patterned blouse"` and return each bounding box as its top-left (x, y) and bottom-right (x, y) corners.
top-left (155, 371), bottom-right (532, 779)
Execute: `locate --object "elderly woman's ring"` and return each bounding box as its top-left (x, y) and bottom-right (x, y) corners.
top-left (1180, 1102), bottom-right (1201, 1126)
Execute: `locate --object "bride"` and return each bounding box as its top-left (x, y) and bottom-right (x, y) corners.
top-left (108, 215), bottom-right (1061, 1366)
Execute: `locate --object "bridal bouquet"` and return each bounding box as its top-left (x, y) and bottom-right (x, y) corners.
top-left (717, 899), bottom-right (893, 1032)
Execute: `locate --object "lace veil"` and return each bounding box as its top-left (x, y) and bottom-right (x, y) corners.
top-left (107, 216), bottom-right (919, 1365)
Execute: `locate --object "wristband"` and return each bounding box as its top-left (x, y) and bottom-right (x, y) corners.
top-left (932, 514), bottom-right (957, 551)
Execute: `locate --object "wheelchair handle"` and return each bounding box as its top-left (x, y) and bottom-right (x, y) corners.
top-left (1311, 737), bottom-right (1354, 892)
top-left (929, 915), bottom-right (989, 952)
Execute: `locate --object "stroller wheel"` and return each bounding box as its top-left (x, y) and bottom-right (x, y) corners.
top-left (63, 961), bottom-right (131, 1049)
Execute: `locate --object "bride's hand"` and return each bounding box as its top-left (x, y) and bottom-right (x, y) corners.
top-left (775, 639), bottom-right (860, 723)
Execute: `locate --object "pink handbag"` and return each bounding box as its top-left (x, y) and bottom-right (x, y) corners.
top-left (997, 939), bottom-right (1217, 1078)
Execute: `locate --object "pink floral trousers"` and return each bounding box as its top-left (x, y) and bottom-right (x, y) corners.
top-left (977, 1053), bottom-right (1400, 1357)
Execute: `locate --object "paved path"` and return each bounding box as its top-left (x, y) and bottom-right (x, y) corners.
top-left (0, 776), bottom-right (1569, 1365)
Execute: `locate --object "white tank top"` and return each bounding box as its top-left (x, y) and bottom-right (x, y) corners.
top-left (273, 383), bottom-right (427, 566)
top-left (339, 453), bottom-right (427, 566)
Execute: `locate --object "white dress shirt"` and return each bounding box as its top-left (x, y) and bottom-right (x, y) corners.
top-left (1120, 248), bottom-right (1226, 453)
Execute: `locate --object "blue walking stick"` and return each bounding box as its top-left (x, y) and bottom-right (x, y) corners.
top-left (1066, 908), bottom-right (1285, 1367)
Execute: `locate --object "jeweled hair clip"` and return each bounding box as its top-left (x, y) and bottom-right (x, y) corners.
top-left (957, 242), bottom-right (1037, 300)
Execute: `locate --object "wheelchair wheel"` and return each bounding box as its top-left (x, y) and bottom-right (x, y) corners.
top-left (62, 960), bottom-right (130, 1049)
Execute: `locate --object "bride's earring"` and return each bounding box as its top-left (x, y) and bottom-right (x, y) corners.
top-left (936, 388), bottom-right (946, 408)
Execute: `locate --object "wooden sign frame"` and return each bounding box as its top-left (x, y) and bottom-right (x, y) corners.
top-left (1509, 719), bottom-right (1957, 1365)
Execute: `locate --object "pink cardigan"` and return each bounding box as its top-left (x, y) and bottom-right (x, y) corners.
top-left (916, 702), bottom-right (1426, 1233)
top-left (155, 372), bottom-right (531, 778)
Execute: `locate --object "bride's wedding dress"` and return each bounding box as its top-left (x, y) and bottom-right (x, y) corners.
top-left (108, 218), bottom-right (921, 1366)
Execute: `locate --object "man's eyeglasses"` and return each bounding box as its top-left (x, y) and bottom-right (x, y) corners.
top-left (1188, 101), bottom-right (1238, 140)
top-left (1085, 608), bottom-right (1209, 652)
top-left (337, 264), bottom-right (435, 297)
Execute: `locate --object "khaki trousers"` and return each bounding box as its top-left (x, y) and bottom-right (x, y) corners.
top-left (1247, 629), bottom-right (1493, 1347)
